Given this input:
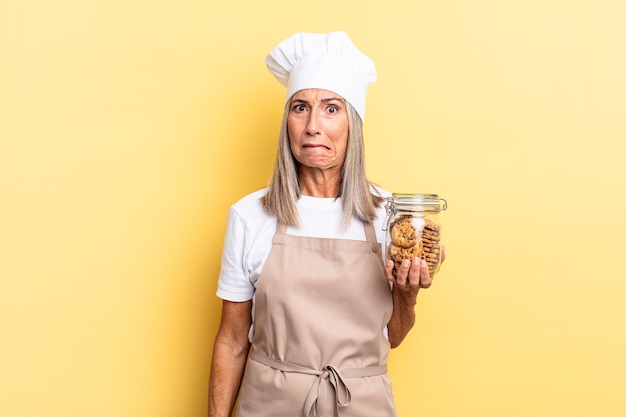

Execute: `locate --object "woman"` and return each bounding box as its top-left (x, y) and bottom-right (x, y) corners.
top-left (209, 31), bottom-right (444, 417)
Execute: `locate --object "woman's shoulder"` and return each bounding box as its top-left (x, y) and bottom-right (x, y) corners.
top-left (229, 188), bottom-right (272, 225)
top-left (231, 188), bottom-right (268, 209)
top-left (370, 184), bottom-right (392, 199)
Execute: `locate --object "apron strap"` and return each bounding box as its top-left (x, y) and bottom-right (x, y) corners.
top-left (363, 221), bottom-right (377, 243)
top-left (250, 350), bottom-right (387, 417)
top-left (276, 221), bottom-right (378, 243)
top-left (276, 221), bottom-right (288, 235)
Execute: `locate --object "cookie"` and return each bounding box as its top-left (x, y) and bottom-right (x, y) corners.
top-left (389, 242), bottom-right (423, 274)
top-left (424, 219), bottom-right (440, 232)
top-left (390, 217), bottom-right (417, 248)
top-left (386, 212), bottom-right (442, 277)
top-left (424, 229), bottom-right (440, 237)
top-left (422, 232), bottom-right (439, 241)
top-left (388, 242), bottom-right (423, 262)
top-left (424, 252), bottom-right (439, 262)
top-left (421, 220), bottom-right (441, 274)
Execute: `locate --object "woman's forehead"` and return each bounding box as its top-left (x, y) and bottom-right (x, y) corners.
top-left (291, 88), bottom-right (345, 102)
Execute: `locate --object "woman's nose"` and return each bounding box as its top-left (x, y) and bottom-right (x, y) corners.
top-left (305, 111), bottom-right (321, 135)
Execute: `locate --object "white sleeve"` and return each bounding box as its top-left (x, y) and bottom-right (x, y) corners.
top-left (216, 207), bottom-right (255, 302)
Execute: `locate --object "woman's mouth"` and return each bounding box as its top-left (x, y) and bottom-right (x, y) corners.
top-left (303, 144), bottom-right (331, 150)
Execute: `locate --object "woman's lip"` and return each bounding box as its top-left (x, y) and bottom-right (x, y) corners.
top-left (303, 144), bottom-right (331, 150)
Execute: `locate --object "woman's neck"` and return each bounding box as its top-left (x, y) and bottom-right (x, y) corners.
top-left (298, 168), bottom-right (341, 198)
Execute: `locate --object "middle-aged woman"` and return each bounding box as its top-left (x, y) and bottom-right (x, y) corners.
top-left (209, 31), bottom-right (445, 417)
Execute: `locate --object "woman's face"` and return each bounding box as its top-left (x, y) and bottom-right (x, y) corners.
top-left (287, 89), bottom-right (349, 174)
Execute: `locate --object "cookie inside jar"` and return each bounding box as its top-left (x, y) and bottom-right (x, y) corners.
top-left (383, 193), bottom-right (447, 278)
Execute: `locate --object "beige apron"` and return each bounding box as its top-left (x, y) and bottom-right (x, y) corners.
top-left (235, 221), bottom-right (395, 417)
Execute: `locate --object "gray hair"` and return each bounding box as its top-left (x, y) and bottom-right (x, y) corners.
top-left (262, 98), bottom-right (383, 227)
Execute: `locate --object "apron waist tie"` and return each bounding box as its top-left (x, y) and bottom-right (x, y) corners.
top-left (250, 350), bottom-right (387, 417)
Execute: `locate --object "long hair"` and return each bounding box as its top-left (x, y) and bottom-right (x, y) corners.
top-left (261, 97), bottom-right (384, 228)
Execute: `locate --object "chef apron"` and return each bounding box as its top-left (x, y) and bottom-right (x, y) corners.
top-left (235, 221), bottom-right (396, 417)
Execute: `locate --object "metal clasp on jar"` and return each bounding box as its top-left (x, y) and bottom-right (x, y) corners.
top-left (382, 197), bottom-right (396, 231)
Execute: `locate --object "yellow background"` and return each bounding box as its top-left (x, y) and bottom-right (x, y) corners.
top-left (1, 1), bottom-right (625, 416)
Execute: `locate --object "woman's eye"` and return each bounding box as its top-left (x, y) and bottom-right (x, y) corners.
top-left (327, 106), bottom-right (338, 114)
top-left (293, 104), bottom-right (306, 112)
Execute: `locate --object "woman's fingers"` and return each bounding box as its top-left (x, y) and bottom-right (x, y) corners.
top-left (419, 259), bottom-right (432, 288)
top-left (394, 258), bottom-right (423, 288)
top-left (386, 257), bottom-right (434, 289)
top-left (384, 259), bottom-right (396, 283)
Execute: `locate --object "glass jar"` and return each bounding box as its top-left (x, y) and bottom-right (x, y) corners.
top-left (383, 193), bottom-right (447, 277)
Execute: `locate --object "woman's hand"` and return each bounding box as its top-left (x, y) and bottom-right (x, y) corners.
top-left (385, 245), bottom-right (446, 348)
top-left (384, 257), bottom-right (429, 292)
top-left (209, 300), bottom-right (252, 417)
top-left (384, 245), bottom-right (446, 290)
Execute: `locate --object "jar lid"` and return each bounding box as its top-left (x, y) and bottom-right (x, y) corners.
top-left (390, 193), bottom-right (448, 212)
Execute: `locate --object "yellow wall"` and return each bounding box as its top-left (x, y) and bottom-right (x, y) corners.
top-left (1, 1), bottom-right (625, 416)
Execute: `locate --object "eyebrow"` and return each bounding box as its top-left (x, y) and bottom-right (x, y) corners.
top-left (292, 97), bottom-right (345, 104)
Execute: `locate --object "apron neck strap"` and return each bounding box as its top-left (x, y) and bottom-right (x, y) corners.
top-left (276, 222), bottom-right (288, 235)
top-left (363, 221), bottom-right (377, 243)
top-left (275, 221), bottom-right (377, 243)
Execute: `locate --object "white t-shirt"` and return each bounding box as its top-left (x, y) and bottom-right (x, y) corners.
top-left (216, 187), bottom-right (391, 302)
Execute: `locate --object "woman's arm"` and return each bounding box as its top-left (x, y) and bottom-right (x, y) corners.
top-left (384, 247), bottom-right (445, 348)
top-left (208, 299), bottom-right (252, 417)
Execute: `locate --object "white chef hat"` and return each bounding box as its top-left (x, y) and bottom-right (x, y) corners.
top-left (265, 31), bottom-right (377, 122)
